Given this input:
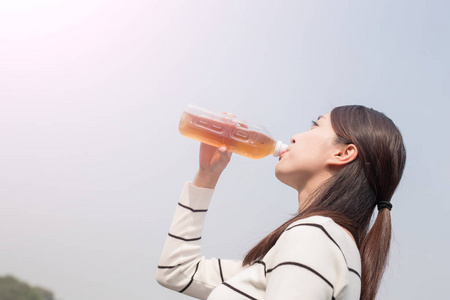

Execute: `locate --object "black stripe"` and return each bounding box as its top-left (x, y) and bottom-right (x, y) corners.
top-left (286, 223), bottom-right (343, 259)
top-left (178, 202), bottom-right (208, 212)
top-left (254, 260), bottom-right (267, 274)
top-left (218, 259), bottom-right (224, 283)
top-left (349, 268), bottom-right (361, 279)
top-left (158, 264), bottom-right (181, 269)
top-left (168, 233), bottom-right (201, 242)
top-left (266, 261), bottom-right (334, 289)
top-left (179, 261), bottom-right (200, 293)
top-left (222, 283), bottom-right (258, 300)
top-left (286, 223), bottom-right (361, 279)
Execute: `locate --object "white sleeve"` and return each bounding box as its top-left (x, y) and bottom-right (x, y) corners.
top-left (265, 223), bottom-right (347, 300)
top-left (156, 182), bottom-right (243, 299)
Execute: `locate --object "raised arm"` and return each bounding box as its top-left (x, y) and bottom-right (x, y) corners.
top-left (156, 144), bottom-right (243, 299)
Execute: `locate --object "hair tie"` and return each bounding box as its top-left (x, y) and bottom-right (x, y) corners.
top-left (377, 201), bottom-right (393, 211)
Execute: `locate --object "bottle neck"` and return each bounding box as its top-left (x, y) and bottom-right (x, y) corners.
top-left (273, 141), bottom-right (288, 157)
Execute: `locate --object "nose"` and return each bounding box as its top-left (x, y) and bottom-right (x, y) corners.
top-left (290, 136), bottom-right (296, 144)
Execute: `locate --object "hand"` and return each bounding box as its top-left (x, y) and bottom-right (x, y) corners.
top-left (199, 143), bottom-right (232, 174)
top-left (193, 143), bottom-right (232, 189)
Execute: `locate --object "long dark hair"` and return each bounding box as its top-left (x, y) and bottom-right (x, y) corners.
top-left (243, 105), bottom-right (406, 300)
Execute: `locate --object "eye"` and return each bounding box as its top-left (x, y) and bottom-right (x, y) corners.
top-left (311, 120), bottom-right (319, 128)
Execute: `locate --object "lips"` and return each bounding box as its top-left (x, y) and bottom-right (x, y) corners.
top-left (279, 150), bottom-right (287, 160)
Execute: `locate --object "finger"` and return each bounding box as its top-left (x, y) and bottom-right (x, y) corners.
top-left (221, 112), bottom-right (236, 118)
top-left (218, 146), bottom-right (232, 161)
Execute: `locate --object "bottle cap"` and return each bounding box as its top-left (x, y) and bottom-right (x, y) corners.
top-left (273, 141), bottom-right (288, 157)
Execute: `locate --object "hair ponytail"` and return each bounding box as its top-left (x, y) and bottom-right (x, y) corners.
top-left (360, 207), bottom-right (392, 300)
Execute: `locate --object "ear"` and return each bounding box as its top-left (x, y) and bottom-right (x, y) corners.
top-left (327, 144), bottom-right (358, 167)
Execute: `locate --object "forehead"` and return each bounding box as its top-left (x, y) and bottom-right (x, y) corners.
top-left (317, 113), bottom-right (331, 121)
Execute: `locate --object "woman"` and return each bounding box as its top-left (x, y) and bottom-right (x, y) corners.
top-left (156, 105), bottom-right (406, 300)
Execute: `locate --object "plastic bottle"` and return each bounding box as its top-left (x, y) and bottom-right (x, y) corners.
top-left (179, 104), bottom-right (288, 159)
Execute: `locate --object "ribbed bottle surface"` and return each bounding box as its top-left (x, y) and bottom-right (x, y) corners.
top-left (179, 111), bottom-right (277, 159)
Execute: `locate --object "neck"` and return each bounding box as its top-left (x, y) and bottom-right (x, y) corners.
top-left (297, 171), bottom-right (333, 212)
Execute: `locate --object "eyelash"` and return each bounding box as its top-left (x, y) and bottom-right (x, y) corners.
top-left (311, 120), bottom-right (319, 127)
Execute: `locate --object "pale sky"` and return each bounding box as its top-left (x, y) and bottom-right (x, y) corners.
top-left (0, 1), bottom-right (449, 300)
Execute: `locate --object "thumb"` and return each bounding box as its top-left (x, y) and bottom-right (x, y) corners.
top-left (218, 146), bottom-right (227, 153)
top-left (218, 146), bottom-right (232, 162)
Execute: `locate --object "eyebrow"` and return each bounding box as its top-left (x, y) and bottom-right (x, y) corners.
top-left (317, 115), bottom-right (324, 121)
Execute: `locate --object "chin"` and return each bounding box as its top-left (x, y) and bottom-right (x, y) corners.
top-left (274, 164), bottom-right (283, 180)
top-left (275, 167), bottom-right (302, 191)
top-left (275, 167), bottom-right (289, 186)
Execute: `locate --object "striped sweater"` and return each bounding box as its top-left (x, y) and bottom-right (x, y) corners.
top-left (156, 182), bottom-right (361, 299)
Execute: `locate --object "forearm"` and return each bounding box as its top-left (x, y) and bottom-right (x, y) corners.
top-left (156, 181), bottom-right (242, 298)
top-left (193, 169), bottom-right (221, 189)
top-left (156, 182), bottom-right (214, 296)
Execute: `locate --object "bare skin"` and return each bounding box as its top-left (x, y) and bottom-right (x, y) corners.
top-left (193, 144), bottom-right (232, 189)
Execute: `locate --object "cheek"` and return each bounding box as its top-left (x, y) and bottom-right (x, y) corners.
top-left (282, 139), bottom-right (330, 173)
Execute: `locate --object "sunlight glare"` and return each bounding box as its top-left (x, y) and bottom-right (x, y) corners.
top-left (0, 0), bottom-right (107, 40)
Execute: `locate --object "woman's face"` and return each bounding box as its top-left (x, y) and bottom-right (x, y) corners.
top-left (275, 112), bottom-right (340, 190)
